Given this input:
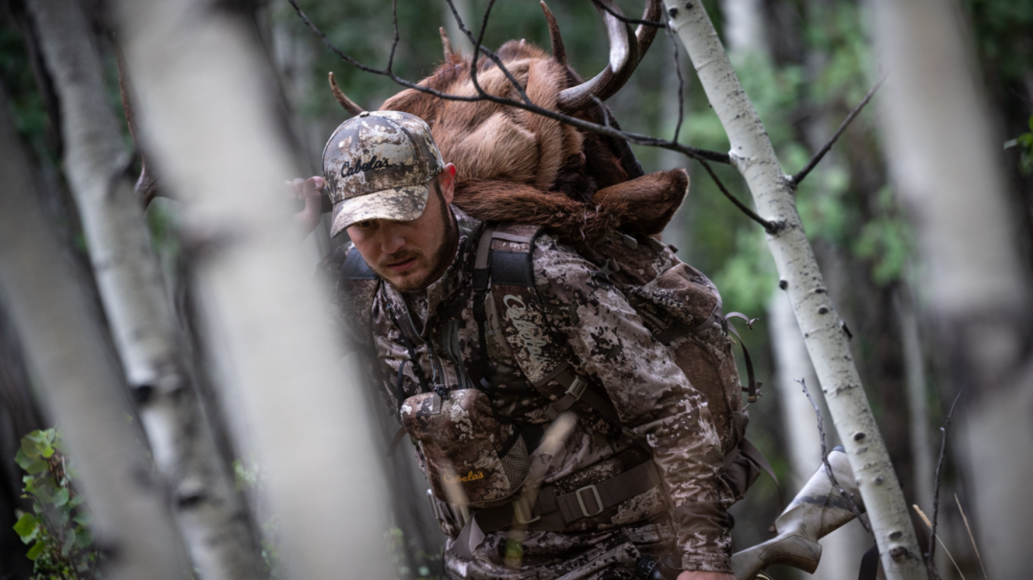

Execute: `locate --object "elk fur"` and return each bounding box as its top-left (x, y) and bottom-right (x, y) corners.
top-left (370, 30), bottom-right (686, 248)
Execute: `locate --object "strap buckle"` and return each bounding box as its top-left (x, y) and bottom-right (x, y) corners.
top-left (565, 376), bottom-right (587, 399)
top-left (574, 484), bottom-right (604, 517)
top-left (512, 496), bottom-right (541, 524)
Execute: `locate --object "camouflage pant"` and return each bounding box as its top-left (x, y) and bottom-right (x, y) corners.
top-left (442, 521), bottom-right (677, 580)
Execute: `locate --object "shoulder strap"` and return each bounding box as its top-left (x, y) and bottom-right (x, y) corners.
top-left (475, 224), bottom-right (624, 431)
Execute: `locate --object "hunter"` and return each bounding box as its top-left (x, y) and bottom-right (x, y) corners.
top-left (298, 110), bottom-right (737, 580)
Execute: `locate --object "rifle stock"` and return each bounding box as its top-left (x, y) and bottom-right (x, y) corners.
top-left (730, 448), bottom-right (865, 580)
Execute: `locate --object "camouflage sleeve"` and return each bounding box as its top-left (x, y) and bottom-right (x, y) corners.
top-left (532, 234), bottom-right (734, 573)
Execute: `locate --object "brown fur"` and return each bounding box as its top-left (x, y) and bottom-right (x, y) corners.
top-left (593, 169), bottom-right (689, 235)
top-left (377, 39), bottom-right (685, 243)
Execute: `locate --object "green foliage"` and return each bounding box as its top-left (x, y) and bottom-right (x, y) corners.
top-left (852, 187), bottom-right (913, 285)
top-left (230, 457), bottom-right (284, 578)
top-left (386, 526), bottom-right (441, 580)
top-left (1004, 113), bottom-right (1033, 176)
top-left (12, 429), bottom-right (102, 580)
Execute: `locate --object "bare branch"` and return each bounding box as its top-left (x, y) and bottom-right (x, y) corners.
top-left (592, 0), bottom-right (666, 27)
top-left (790, 73), bottom-right (886, 188)
top-left (444, 0), bottom-right (533, 105)
top-left (387, 0), bottom-right (400, 72)
top-left (699, 160), bottom-right (776, 232)
top-left (797, 378), bottom-right (872, 534)
top-left (665, 24), bottom-right (685, 145)
top-left (286, 0), bottom-right (730, 165)
top-left (928, 390), bottom-right (962, 571)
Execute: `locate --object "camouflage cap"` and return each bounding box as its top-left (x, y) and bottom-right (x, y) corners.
top-left (322, 110), bottom-right (446, 238)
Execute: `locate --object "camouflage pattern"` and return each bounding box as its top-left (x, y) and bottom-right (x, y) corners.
top-left (323, 207), bottom-right (735, 577)
top-left (322, 110), bottom-right (446, 237)
top-left (401, 388), bottom-right (531, 507)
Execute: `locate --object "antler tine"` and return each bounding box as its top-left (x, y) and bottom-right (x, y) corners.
top-left (328, 72), bottom-right (364, 117)
top-left (633, 0), bottom-right (663, 58)
top-left (439, 27), bottom-right (459, 62)
top-left (556, 0), bottom-right (662, 112)
top-left (539, 1), bottom-right (567, 66)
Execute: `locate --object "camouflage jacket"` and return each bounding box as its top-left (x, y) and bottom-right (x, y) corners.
top-left (325, 207), bottom-right (734, 578)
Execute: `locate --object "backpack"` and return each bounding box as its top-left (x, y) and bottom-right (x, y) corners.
top-left (468, 222), bottom-right (771, 501)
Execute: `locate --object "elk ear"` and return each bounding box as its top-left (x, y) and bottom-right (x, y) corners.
top-left (592, 169), bottom-right (689, 235)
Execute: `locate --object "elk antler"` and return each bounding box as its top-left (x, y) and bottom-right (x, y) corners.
top-left (328, 71), bottom-right (364, 116)
top-left (539, 1), bottom-right (566, 66)
top-left (556, 0), bottom-right (662, 112)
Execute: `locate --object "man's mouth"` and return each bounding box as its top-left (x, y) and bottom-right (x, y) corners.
top-left (385, 257), bottom-right (417, 273)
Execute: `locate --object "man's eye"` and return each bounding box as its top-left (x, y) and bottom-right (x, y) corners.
top-left (354, 220), bottom-right (375, 229)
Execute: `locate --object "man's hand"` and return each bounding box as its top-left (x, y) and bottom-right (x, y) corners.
top-left (676, 571), bottom-right (736, 580)
top-left (287, 176), bottom-right (326, 235)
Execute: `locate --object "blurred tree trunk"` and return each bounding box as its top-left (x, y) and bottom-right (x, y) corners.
top-left (0, 89), bottom-right (188, 580)
top-left (113, 0), bottom-right (392, 577)
top-left (664, 2), bottom-right (926, 578)
top-left (24, 2), bottom-right (266, 578)
top-left (873, 0), bottom-right (1033, 577)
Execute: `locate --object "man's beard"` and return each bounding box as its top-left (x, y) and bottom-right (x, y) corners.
top-left (376, 190), bottom-right (457, 293)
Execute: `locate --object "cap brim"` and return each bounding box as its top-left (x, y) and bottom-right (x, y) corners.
top-left (330, 184), bottom-right (430, 238)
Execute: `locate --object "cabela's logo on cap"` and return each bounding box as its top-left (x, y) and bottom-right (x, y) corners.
top-left (340, 155), bottom-right (391, 178)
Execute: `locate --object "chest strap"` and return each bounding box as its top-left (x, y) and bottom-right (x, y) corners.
top-left (446, 458), bottom-right (663, 548)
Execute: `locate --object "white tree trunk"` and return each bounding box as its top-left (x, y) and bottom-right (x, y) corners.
top-left (26, 3), bottom-right (265, 578)
top-left (872, 0), bottom-right (1033, 577)
top-left (770, 292), bottom-right (868, 580)
top-left (663, 2), bottom-right (925, 577)
top-left (0, 92), bottom-right (188, 580)
top-left (113, 1), bottom-right (392, 578)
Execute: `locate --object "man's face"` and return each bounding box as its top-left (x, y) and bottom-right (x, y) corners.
top-left (346, 165), bottom-right (457, 293)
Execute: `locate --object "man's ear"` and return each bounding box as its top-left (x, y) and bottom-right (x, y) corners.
top-left (438, 163), bottom-right (456, 205)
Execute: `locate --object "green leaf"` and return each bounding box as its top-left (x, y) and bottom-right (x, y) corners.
top-left (26, 540), bottom-right (45, 560)
top-left (53, 488), bottom-right (69, 508)
top-left (52, 509), bottom-right (69, 528)
top-left (74, 526), bottom-right (94, 548)
top-left (72, 512), bottom-right (91, 526)
top-left (61, 531), bottom-right (75, 557)
top-left (30, 477), bottom-right (54, 504)
top-left (69, 495), bottom-right (86, 508)
top-left (13, 513), bottom-right (38, 542)
top-left (14, 448), bottom-right (31, 470)
top-left (24, 458), bottom-right (48, 475)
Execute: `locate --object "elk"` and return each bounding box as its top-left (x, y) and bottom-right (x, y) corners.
top-left (329, 0), bottom-right (687, 248)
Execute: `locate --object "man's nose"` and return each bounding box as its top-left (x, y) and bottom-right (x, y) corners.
top-left (379, 224), bottom-right (406, 254)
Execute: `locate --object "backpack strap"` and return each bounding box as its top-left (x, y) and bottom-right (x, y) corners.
top-left (473, 224), bottom-right (624, 433)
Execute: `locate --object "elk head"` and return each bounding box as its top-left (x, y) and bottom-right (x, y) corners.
top-left (330, 0), bottom-right (687, 246)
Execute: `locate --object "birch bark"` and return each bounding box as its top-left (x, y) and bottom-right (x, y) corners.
top-left (872, 0), bottom-right (1033, 576)
top-left (662, 2), bottom-right (925, 577)
top-left (0, 91), bottom-right (188, 580)
top-left (25, 3), bottom-right (265, 578)
top-left (113, 0), bottom-right (392, 577)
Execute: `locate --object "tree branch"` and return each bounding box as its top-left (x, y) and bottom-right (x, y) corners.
top-left (790, 73), bottom-right (885, 188)
top-left (592, 0), bottom-right (667, 27)
top-left (797, 378), bottom-right (872, 534)
top-left (443, 0), bottom-right (534, 105)
top-left (286, 0), bottom-right (730, 165)
top-left (928, 390), bottom-right (962, 570)
top-left (665, 24), bottom-right (686, 145)
top-left (699, 159), bottom-right (776, 232)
